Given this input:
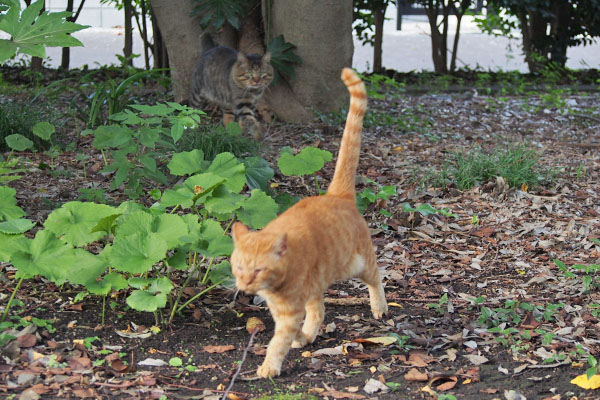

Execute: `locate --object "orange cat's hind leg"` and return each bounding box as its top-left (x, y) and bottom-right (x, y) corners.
top-left (358, 253), bottom-right (388, 319)
top-left (292, 295), bottom-right (324, 348)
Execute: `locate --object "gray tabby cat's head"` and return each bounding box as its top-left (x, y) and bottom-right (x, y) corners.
top-left (232, 52), bottom-right (274, 90)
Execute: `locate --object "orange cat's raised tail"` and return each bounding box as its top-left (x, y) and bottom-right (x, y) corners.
top-left (327, 68), bottom-right (367, 198)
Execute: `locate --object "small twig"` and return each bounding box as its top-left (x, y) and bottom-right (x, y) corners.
top-left (221, 330), bottom-right (257, 400)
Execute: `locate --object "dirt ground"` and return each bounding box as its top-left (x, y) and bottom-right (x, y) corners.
top-left (1, 66), bottom-right (599, 400)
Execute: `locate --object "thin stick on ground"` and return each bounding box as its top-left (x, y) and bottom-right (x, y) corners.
top-left (221, 330), bottom-right (257, 400)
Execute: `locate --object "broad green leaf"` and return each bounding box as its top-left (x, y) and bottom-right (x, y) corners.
top-left (207, 260), bottom-right (235, 288)
top-left (0, 218), bottom-right (34, 234)
top-left (170, 121), bottom-right (184, 143)
top-left (183, 172), bottom-right (227, 199)
top-left (140, 154), bottom-right (157, 172)
top-left (401, 202), bottom-right (439, 216)
top-left (206, 152), bottom-right (246, 193)
top-left (0, 0), bottom-right (88, 63)
top-left (115, 210), bottom-right (154, 236)
top-left (167, 149), bottom-right (207, 176)
top-left (153, 213), bottom-right (189, 248)
top-left (139, 127), bottom-right (160, 148)
top-left (90, 213), bottom-right (121, 235)
top-left (199, 219), bottom-right (233, 257)
top-left (236, 189), bottom-right (278, 229)
top-left (274, 192), bottom-right (300, 213)
top-left (203, 185), bottom-right (244, 215)
top-left (10, 230), bottom-right (74, 283)
top-left (166, 248), bottom-right (189, 270)
top-left (0, 232), bottom-right (28, 262)
top-left (5, 134), bottom-right (33, 151)
top-left (126, 277), bottom-right (173, 312)
top-left (32, 121), bottom-right (55, 141)
top-left (0, 186), bottom-right (25, 221)
top-left (128, 276), bottom-right (155, 289)
top-left (161, 187), bottom-right (195, 208)
top-left (85, 272), bottom-right (128, 295)
top-left (109, 232), bottom-right (168, 274)
top-left (244, 156), bottom-right (274, 192)
top-left (277, 146), bottom-right (332, 177)
top-left (129, 103), bottom-right (172, 117)
top-left (92, 125), bottom-right (133, 149)
top-left (62, 249), bottom-right (108, 286)
top-left (45, 202), bottom-right (116, 247)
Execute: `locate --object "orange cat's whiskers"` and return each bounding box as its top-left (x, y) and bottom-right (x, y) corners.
top-left (230, 68), bottom-right (388, 379)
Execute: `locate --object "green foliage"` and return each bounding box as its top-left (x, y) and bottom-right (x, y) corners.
top-left (402, 202), bottom-right (458, 219)
top-left (89, 102), bottom-right (205, 199)
top-left (277, 146), bottom-right (332, 177)
top-left (554, 258), bottom-right (600, 293)
top-left (421, 145), bottom-right (549, 190)
top-left (172, 122), bottom-right (260, 161)
top-left (353, 0), bottom-right (395, 46)
top-left (0, 0), bottom-right (89, 63)
top-left (356, 177), bottom-right (396, 216)
top-left (190, 0), bottom-right (248, 31)
top-left (266, 35), bottom-right (302, 85)
top-left (0, 100), bottom-right (60, 151)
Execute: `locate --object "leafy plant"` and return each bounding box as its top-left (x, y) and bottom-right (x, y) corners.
top-left (0, 100), bottom-right (61, 151)
top-left (554, 259), bottom-right (600, 293)
top-left (190, 0), bottom-right (248, 31)
top-left (88, 102), bottom-right (206, 199)
top-left (266, 35), bottom-right (302, 85)
top-left (0, 0), bottom-right (89, 63)
top-left (356, 177), bottom-right (396, 216)
top-left (277, 146), bottom-right (332, 194)
top-left (402, 202), bottom-right (458, 219)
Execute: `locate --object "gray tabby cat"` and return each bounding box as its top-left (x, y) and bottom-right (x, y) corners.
top-left (190, 33), bottom-right (274, 139)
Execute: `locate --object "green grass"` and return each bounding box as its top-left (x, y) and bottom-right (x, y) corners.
top-left (0, 100), bottom-right (61, 151)
top-left (171, 122), bottom-right (261, 161)
top-left (417, 144), bottom-right (552, 191)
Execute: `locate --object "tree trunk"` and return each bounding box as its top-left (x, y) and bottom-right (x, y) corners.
top-left (425, 1), bottom-right (447, 73)
top-left (25, 0), bottom-right (44, 71)
top-left (372, 3), bottom-right (386, 73)
top-left (123, 0), bottom-right (134, 65)
top-left (549, 0), bottom-right (570, 67)
top-left (270, 0), bottom-right (353, 119)
top-left (149, 0), bottom-right (201, 101)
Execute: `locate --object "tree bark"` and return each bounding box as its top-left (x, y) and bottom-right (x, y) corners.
top-left (372, 3), bottom-right (386, 73)
top-left (270, 0), bottom-right (353, 118)
top-left (149, 0), bottom-right (200, 100)
top-left (123, 0), bottom-right (134, 65)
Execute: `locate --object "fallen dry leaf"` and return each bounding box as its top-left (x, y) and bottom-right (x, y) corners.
top-left (404, 368), bottom-right (429, 382)
top-left (246, 317), bottom-right (266, 334)
top-left (353, 336), bottom-right (397, 346)
top-left (463, 354), bottom-right (489, 365)
top-left (202, 344), bottom-right (235, 353)
top-left (321, 390), bottom-right (366, 399)
top-left (431, 375), bottom-right (458, 391)
top-left (363, 378), bottom-right (390, 394)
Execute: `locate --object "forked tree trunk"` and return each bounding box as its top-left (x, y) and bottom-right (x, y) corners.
top-left (149, 0), bottom-right (352, 122)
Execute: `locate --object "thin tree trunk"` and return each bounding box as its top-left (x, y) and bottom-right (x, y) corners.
top-left (425, 0), bottom-right (446, 73)
top-left (372, 3), bottom-right (387, 73)
top-left (61, 0), bottom-right (74, 70)
top-left (25, 0), bottom-right (44, 71)
top-left (140, 0), bottom-right (150, 70)
top-left (123, 0), bottom-right (134, 65)
top-left (150, 4), bottom-right (168, 70)
top-left (449, 3), bottom-right (465, 72)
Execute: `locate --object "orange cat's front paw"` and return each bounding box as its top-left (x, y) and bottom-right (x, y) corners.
top-left (372, 302), bottom-right (388, 319)
top-left (257, 361), bottom-right (281, 378)
top-left (291, 335), bottom-right (307, 349)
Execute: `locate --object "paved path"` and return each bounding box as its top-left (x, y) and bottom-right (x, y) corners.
top-left (33, 15), bottom-right (600, 73)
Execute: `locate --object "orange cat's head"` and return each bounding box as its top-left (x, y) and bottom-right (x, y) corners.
top-left (230, 222), bottom-right (288, 294)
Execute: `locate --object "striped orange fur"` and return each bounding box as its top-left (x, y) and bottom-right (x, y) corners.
top-left (230, 68), bottom-right (387, 378)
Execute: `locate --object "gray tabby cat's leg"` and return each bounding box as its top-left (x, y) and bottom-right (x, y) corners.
top-left (235, 101), bottom-right (263, 139)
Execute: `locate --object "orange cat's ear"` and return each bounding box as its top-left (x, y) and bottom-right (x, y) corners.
top-left (232, 222), bottom-right (249, 242)
top-left (271, 233), bottom-right (287, 258)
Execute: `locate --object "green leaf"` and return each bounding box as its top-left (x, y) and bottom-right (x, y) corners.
top-left (401, 202), bottom-right (439, 216)
top-left (126, 277), bottom-right (173, 312)
top-left (206, 152), bottom-right (246, 193)
top-left (109, 232), bottom-right (168, 274)
top-left (161, 187), bottom-right (195, 208)
top-left (236, 189), bottom-right (278, 229)
top-left (92, 125), bottom-right (133, 149)
top-left (90, 213), bottom-right (121, 235)
top-left (0, 218), bottom-right (34, 234)
top-left (5, 134), bottom-right (33, 151)
top-left (277, 146), bottom-right (332, 177)
top-left (44, 202), bottom-right (117, 247)
top-left (267, 35), bottom-right (302, 85)
top-left (203, 185), bottom-right (244, 215)
top-left (32, 121), bottom-right (55, 141)
top-left (62, 249), bottom-right (108, 287)
top-left (244, 156), bottom-right (274, 192)
top-left (153, 213), bottom-right (189, 249)
top-left (170, 121), bottom-right (184, 143)
top-left (167, 149), bottom-right (207, 176)
top-left (169, 357), bottom-right (183, 367)
top-left (139, 127), bottom-right (160, 148)
top-left (274, 192), bottom-right (300, 213)
top-left (85, 272), bottom-right (128, 295)
top-left (0, 0), bottom-right (88, 63)
top-left (0, 186), bottom-right (25, 221)
top-left (0, 232), bottom-right (28, 262)
top-left (207, 260), bottom-right (235, 288)
top-left (10, 230), bottom-right (74, 283)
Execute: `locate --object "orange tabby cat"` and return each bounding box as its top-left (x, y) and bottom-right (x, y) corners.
top-left (230, 68), bottom-right (388, 378)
